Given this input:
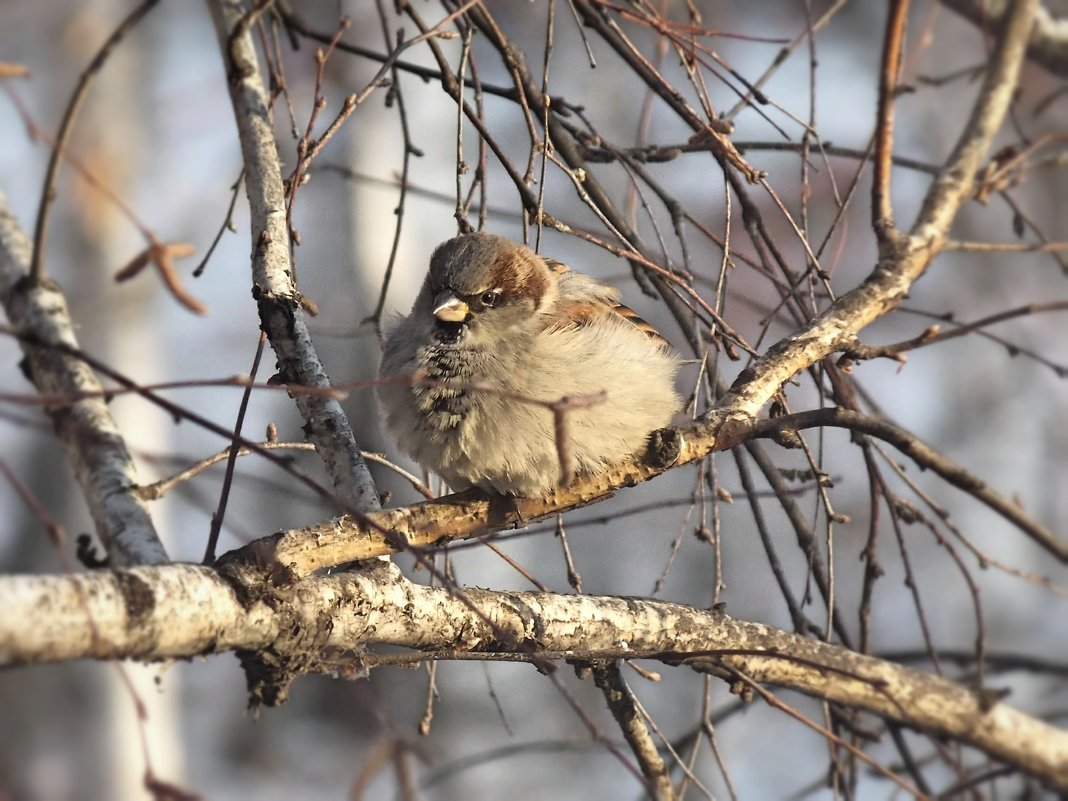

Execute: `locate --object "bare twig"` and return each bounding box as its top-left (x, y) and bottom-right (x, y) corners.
top-left (748, 408), bottom-right (1065, 561)
top-left (29, 0), bottom-right (161, 283)
top-left (872, 0), bottom-right (909, 248)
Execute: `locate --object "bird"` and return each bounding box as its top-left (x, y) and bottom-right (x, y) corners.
top-left (377, 232), bottom-right (681, 497)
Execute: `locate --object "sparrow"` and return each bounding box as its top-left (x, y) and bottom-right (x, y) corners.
top-left (377, 232), bottom-right (682, 497)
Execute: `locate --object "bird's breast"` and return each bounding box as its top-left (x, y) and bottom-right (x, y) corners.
top-left (413, 343), bottom-right (481, 430)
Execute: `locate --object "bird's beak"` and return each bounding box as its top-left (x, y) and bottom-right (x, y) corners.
top-left (433, 291), bottom-right (470, 323)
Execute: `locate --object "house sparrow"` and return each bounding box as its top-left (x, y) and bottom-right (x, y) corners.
top-left (377, 232), bottom-right (681, 497)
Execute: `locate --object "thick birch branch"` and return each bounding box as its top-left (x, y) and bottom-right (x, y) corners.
top-left (1, 562), bottom-right (1065, 791)
top-left (206, 0), bottom-right (380, 514)
top-left (0, 192), bottom-right (167, 566)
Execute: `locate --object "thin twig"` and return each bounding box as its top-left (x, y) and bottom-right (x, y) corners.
top-left (29, 0), bottom-right (161, 282)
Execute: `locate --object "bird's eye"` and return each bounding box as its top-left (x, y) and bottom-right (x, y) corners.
top-left (480, 290), bottom-right (502, 308)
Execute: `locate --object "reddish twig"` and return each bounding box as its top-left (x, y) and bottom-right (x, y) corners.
top-left (28, 0), bottom-right (161, 283)
top-left (872, 0), bottom-right (910, 248)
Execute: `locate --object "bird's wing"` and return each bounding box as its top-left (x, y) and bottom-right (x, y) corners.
top-left (542, 258), bottom-right (672, 348)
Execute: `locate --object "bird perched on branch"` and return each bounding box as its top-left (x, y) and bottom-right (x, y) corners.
top-left (377, 232), bottom-right (681, 497)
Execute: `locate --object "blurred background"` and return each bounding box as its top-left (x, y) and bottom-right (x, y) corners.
top-left (1, 1), bottom-right (1066, 798)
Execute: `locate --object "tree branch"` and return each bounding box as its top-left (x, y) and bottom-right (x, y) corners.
top-left (207, 0), bottom-right (381, 514)
top-left (721, 0), bottom-right (1038, 423)
top-left (872, 0), bottom-right (909, 247)
top-left (1, 561), bottom-right (1066, 791)
top-left (748, 408), bottom-right (1065, 561)
top-left (941, 0), bottom-right (1068, 76)
top-left (0, 192), bottom-right (167, 566)
top-left (591, 662), bottom-right (674, 800)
